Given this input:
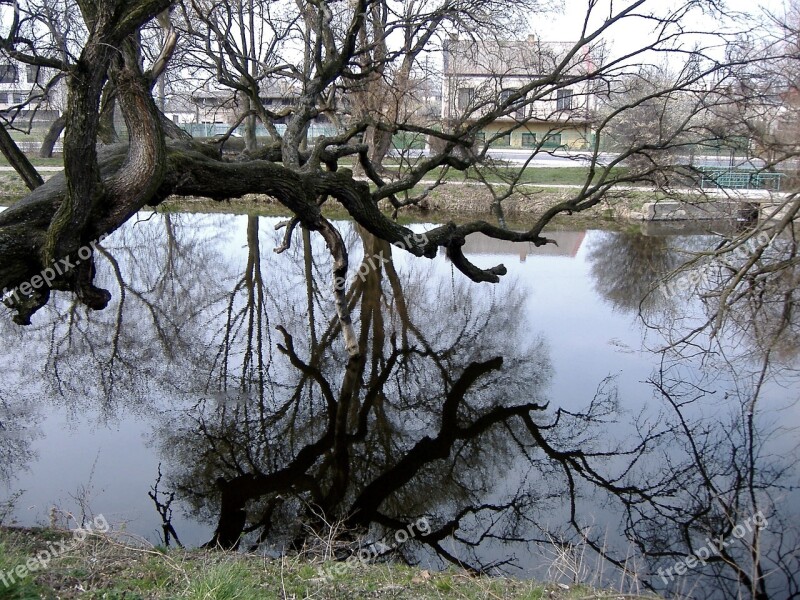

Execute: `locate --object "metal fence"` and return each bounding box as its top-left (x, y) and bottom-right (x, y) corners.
top-left (178, 122), bottom-right (338, 139)
top-left (13, 140), bottom-right (63, 154)
top-left (699, 168), bottom-right (784, 192)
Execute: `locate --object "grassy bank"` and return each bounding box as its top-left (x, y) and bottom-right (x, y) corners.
top-left (151, 182), bottom-right (656, 223)
top-left (0, 168), bottom-right (651, 225)
top-left (0, 174), bottom-right (29, 199)
top-left (0, 164), bottom-right (687, 225)
top-left (0, 163), bottom-right (637, 205)
top-left (152, 195), bottom-right (637, 234)
top-left (0, 526), bottom-right (657, 600)
top-left (363, 164), bottom-right (630, 187)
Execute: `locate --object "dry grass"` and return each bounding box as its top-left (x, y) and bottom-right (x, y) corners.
top-left (0, 526), bottom-right (663, 600)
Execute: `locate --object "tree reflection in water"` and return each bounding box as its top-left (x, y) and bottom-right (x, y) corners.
top-left (2, 214), bottom-right (798, 599)
top-left (151, 218), bottom-right (627, 577)
top-left (587, 224), bottom-right (800, 600)
top-left (587, 228), bottom-right (684, 316)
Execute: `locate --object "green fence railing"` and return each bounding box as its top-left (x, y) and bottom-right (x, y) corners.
top-left (698, 168), bottom-right (784, 192)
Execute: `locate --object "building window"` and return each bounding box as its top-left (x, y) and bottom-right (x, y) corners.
top-left (474, 132), bottom-right (486, 144)
top-left (499, 89), bottom-right (517, 105)
top-left (25, 65), bottom-right (39, 84)
top-left (556, 89), bottom-right (573, 111)
top-left (491, 133), bottom-right (511, 147)
top-left (500, 88), bottom-right (526, 118)
top-left (12, 92), bottom-right (26, 104)
top-left (0, 63), bottom-right (18, 83)
top-left (457, 87), bottom-right (475, 110)
top-left (522, 133), bottom-right (537, 147)
top-left (542, 133), bottom-right (563, 148)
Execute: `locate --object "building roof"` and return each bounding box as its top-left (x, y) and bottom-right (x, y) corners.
top-left (443, 36), bottom-right (586, 78)
top-left (163, 96), bottom-right (197, 114)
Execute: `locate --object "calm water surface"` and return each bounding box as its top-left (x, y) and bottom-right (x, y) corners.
top-left (1, 212), bottom-right (797, 597)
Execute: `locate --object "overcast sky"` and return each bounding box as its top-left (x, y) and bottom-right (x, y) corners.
top-left (534, 0), bottom-right (789, 57)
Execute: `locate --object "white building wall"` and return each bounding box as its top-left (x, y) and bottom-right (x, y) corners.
top-left (0, 60), bottom-right (65, 116)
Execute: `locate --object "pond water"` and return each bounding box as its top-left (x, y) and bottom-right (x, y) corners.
top-left (1, 212), bottom-right (797, 598)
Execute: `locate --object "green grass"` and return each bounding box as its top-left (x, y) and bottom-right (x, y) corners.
top-left (0, 157), bottom-right (63, 168)
top-left (0, 526), bottom-right (660, 600)
top-left (0, 541), bottom-right (40, 599)
top-left (455, 166), bottom-right (629, 186)
top-left (0, 158), bottom-right (614, 183)
top-left (0, 174), bottom-right (30, 198)
top-left (0, 158), bottom-right (628, 188)
top-left (184, 563), bottom-right (263, 599)
top-left (366, 164), bottom-right (630, 187)
top-left (152, 192), bottom-right (634, 232)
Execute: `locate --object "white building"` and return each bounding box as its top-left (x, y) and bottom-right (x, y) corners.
top-left (0, 59), bottom-right (63, 121)
top-left (442, 35), bottom-right (596, 149)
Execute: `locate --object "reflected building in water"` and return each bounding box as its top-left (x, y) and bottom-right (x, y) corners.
top-left (461, 231), bottom-right (586, 261)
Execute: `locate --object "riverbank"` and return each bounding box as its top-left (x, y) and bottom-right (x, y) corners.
top-left (0, 167), bottom-right (644, 215)
top-left (0, 526), bottom-right (658, 599)
top-left (153, 193), bottom-right (634, 232)
top-left (1, 166), bottom-right (784, 225)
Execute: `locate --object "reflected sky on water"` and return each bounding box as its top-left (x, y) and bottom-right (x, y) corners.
top-left (1, 212), bottom-right (797, 597)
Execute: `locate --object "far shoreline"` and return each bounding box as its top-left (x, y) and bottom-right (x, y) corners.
top-left (0, 171), bottom-right (781, 230)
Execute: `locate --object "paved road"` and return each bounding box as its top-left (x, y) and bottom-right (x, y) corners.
top-left (0, 154), bottom-right (777, 172)
top-left (392, 148), bottom-right (771, 169)
top-left (0, 166), bottom-right (63, 172)
top-left (487, 149), bottom-right (768, 169)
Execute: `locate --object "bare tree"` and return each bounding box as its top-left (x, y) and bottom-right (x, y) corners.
top-left (0, 0), bottom-right (81, 158)
top-left (0, 0), bottom-right (792, 354)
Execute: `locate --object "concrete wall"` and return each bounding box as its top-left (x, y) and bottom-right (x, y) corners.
top-left (642, 201), bottom-right (760, 221)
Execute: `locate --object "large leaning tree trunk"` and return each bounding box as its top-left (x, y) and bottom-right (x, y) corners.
top-left (44, 0), bottom-right (172, 264)
top-left (0, 131), bottom-right (554, 323)
top-left (0, 0), bottom-right (171, 324)
top-left (0, 0), bottom-right (559, 339)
